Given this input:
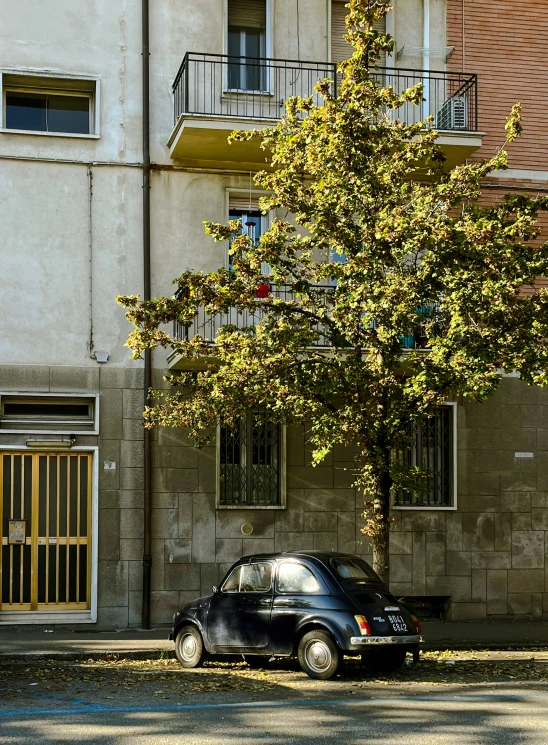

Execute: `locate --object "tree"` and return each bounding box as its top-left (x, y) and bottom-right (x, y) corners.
top-left (118, 0), bottom-right (548, 585)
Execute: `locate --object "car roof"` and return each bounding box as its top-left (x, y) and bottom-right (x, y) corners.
top-left (239, 550), bottom-right (360, 564)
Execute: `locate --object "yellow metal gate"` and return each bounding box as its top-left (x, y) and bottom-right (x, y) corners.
top-left (0, 452), bottom-right (92, 612)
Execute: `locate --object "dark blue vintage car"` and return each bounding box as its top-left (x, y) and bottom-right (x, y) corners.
top-left (169, 551), bottom-right (422, 680)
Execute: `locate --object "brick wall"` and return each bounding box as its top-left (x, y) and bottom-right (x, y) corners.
top-left (448, 0), bottom-right (548, 170)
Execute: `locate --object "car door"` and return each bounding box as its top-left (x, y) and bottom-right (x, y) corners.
top-left (270, 561), bottom-right (325, 655)
top-left (207, 562), bottom-right (273, 651)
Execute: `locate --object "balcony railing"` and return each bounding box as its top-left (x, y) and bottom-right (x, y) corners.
top-left (172, 285), bottom-right (441, 352)
top-left (172, 53), bottom-right (478, 132)
top-left (173, 284), bottom-right (332, 348)
top-left (173, 53), bottom-right (337, 124)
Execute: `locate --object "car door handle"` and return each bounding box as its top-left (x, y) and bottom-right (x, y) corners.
top-left (259, 598), bottom-right (272, 605)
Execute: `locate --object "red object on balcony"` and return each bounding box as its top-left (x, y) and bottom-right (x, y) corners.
top-left (255, 282), bottom-right (271, 298)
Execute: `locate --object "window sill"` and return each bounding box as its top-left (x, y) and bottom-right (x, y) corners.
top-left (0, 128), bottom-right (99, 139)
top-left (216, 504), bottom-right (286, 510)
top-left (223, 89), bottom-right (274, 97)
top-left (392, 504), bottom-right (457, 511)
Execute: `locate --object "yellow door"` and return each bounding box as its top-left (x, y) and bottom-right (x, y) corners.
top-left (0, 452), bottom-right (92, 612)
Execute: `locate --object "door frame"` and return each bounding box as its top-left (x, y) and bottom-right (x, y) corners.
top-left (0, 444), bottom-right (98, 625)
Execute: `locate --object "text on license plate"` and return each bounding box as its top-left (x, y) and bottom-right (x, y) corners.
top-left (388, 614), bottom-right (408, 632)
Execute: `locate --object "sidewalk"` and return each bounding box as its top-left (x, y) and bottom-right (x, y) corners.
top-left (1, 621), bottom-right (548, 658)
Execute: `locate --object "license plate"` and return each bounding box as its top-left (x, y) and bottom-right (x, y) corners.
top-left (388, 614), bottom-right (408, 633)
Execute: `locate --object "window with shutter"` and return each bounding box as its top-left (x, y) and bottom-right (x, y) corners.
top-left (331, 0), bottom-right (386, 66)
top-left (228, 0), bottom-right (268, 91)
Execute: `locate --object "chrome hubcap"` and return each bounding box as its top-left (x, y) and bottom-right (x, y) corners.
top-left (180, 634), bottom-right (197, 661)
top-left (305, 640), bottom-right (331, 672)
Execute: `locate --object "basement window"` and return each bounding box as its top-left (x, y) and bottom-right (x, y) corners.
top-left (0, 395), bottom-right (98, 433)
top-left (1, 72), bottom-right (99, 136)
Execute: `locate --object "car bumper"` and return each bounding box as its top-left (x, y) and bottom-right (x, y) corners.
top-left (350, 634), bottom-right (423, 646)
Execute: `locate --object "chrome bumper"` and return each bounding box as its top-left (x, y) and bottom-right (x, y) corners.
top-left (350, 634), bottom-right (423, 646)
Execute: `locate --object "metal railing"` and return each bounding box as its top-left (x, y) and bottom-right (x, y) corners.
top-left (173, 284), bottom-right (333, 348)
top-left (172, 53), bottom-right (478, 132)
top-left (172, 287), bottom-right (443, 351)
top-left (369, 67), bottom-right (478, 132)
top-left (173, 53), bottom-right (336, 124)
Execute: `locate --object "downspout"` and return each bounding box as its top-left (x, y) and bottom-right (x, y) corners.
top-left (422, 0), bottom-right (430, 120)
top-left (142, 0), bottom-right (152, 630)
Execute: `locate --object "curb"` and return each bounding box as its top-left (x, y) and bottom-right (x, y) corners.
top-left (3, 641), bottom-right (548, 662)
top-left (0, 649), bottom-right (175, 662)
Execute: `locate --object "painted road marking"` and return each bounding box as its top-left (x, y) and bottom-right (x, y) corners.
top-left (1, 691), bottom-right (547, 719)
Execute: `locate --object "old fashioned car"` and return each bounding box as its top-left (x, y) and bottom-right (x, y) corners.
top-left (169, 551), bottom-right (423, 680)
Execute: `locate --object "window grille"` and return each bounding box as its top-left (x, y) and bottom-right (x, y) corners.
top-left (394, 407), bottom-right (453, 507)
top-left (220, 412), bottom-right (281, 506)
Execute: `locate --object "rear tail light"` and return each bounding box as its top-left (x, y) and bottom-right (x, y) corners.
top-left (411, 614), bottom-right (422, 633)
top-left (354, 615), bottom-right (371, 636)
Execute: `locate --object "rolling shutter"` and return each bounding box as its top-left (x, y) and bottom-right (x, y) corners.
top-left (228, 0), bottom-right (267, 29)
top-left (229, 196), bottom-right (262, 211)
top-left (331, 0), bottom-right (386, 66)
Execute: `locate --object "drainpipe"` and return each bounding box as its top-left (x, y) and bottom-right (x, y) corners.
top-left (422, 0), bottom-right (430, 120)
top-left (142, 0), bottom-right (152, 630)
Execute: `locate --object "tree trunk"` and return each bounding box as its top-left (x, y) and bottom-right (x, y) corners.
top-left (372, 470), bottom-right (392, 587)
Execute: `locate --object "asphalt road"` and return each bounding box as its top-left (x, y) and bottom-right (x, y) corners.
top-left (3, 687), bottom-right (548, 744)
top-left (2, 654), bottom-right (548, 744)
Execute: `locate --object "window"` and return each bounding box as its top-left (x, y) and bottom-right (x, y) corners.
top-left (1, 73), bottom-right (98, 136)
top-left (394, 407), bottom-right (454, 507)
top-left (277, 563), bottom-right (320, 594)
top-left (240, 563), bottom-right (272, 592)
top-left (330, 557), bottom-right (381, 582)
top-left (221, 562), bottom-right (273, 592)
top-left (331, 0), bottom-right (386, 65)
top-left (219, 412), bottom-right (283, 506)
top-left (229, 207), bottom-right (271, 276)
top-left (0, 394), bottom-right (98, 433)
top-left (222, 566), bottom-right (242, 592)
top-left (227, 0), bottom-right (267, 91)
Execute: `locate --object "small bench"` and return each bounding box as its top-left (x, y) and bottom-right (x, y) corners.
top-left (397, 596), bottom-right (451, 621)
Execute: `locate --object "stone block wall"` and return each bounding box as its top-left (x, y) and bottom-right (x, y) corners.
top-left (2, 366), bottom-right (548, 627)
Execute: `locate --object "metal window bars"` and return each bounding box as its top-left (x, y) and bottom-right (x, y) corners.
top-left (173, 53), bottom-right (478, 133)
top-left (394, 407), bottom-right (452, 507)
top-left (220, 413), bottom-right (280, 506)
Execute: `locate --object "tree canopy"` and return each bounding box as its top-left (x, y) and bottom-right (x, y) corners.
top-left (119, 0), bottom-right (548, 583)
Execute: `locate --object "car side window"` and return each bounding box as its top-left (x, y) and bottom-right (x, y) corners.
top-left (240, 563), bottom-right (273, 592)
top-left (221, 566), bottom-right (242, 593)
top-left (277, 562), bottom-right (320, 594)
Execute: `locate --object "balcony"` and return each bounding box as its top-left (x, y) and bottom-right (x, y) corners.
top-left (167, 53), bottom-right (483, 169)
top-left (167, 285), bottom-right (439, 370)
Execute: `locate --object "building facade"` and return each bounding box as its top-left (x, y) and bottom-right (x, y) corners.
top-left (1, 0), bottom-right (547, 627)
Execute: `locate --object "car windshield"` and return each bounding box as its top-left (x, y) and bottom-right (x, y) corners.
top-left (330, 557), bottom-right (382, 583)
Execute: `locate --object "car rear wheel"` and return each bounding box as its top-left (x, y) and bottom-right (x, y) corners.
top-left (175, 625), bottom-right (205, 668)
top-left (298, 630), bottom-right (340, 680)
top-left (361, 647), bottom-right (407, 672)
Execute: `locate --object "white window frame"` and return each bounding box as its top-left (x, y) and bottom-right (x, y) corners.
top-left (0, 70), bottom-right (100, 139)
top-left (224, 0), bottom-right (273, 94)
top-left (216, 421), bottom-right (287, 510)
top-left (0, 444), bottom-right (99, 625)
top-left (0, 392), bottom-right (100, 435)
top-left (226, 188), bottom-right (273, 272)
top-left (392, 401), bottom-right (458, 511)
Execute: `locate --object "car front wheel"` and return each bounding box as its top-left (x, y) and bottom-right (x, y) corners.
top-left (175, 625), bottom-right (205, 668)
top-left (298, 630), bottom-right (340, 680)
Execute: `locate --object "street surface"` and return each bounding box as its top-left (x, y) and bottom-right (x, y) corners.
top-left (2, 651), bottom-right (548, 743)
